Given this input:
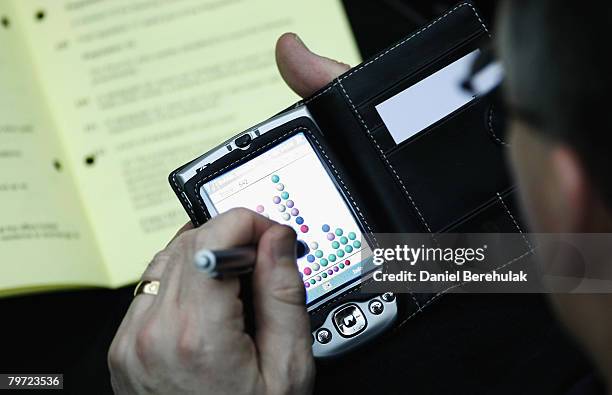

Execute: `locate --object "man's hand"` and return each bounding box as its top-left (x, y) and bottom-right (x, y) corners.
top-left (275, 33), bottom-right (350, 98)
top-left (109, 209), bottom-right (312, 395)
top-left (108, 34), bottom-right (350, 395)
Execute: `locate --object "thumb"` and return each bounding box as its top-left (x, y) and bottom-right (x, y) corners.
top-left (252, 225), bottom-right (314, 388)
top-left (276, 32), bottom-right (351, 98)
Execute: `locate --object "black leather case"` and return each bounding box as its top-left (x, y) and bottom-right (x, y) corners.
top-left (170, 2), bottom-right (530, 328)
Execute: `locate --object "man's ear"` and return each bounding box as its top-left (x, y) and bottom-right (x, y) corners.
top-left (550, 146), bottom-right (588, 231)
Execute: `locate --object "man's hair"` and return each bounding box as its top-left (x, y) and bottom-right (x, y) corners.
top-left (502, 0), bottom-right (612, 204)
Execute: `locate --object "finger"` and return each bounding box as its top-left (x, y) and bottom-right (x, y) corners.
top-left (252, 225), bottom-right (313, 375)
top-left (276, 32), bottom-right (351, 98)
top-left (121, 247), bottom-right (179, 331)
top-left (137, 222), bottom-right (193, 284)
top-left (167, 222), bottom-right (194, 246)
top-left (124, 210), bottom-right (273, 335)
top-left (157, 209), bottom-right (274, 307)
top-left (167, 209), bottom-right (278, 337)
top-left (176, 208), bottom-right (276, 305)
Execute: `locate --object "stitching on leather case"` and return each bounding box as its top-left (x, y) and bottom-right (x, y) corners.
top-left (413, 192), bottom-right (530, 306)
top-left (174, 2), bottom-right (486, 317)
top-left (170, 169), bottom-right (200, 225)
top-left (309, 3), bottom-right (488, 233)
top-left (395, 247), bottom-right (535, 330)
top-left (178, 3), bottom-right (486, 229)
top-left (496, 192), bottom-right (533, 250)
top-left (488, 105), bottom-right (507, 146)
top-left (303, 2), bottom-right (488, 107)
top-left (338, 78), bottom-right (434, 233)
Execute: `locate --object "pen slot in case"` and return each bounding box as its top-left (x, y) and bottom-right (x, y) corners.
top-left (359, 35), bottom-right (485, 153)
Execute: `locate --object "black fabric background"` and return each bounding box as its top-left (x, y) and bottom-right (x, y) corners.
top-left (0, 2), bottom-right (595, 394)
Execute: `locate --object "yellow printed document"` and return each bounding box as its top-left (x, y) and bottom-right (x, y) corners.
top-left (0, 0), bottom-right (360, 296)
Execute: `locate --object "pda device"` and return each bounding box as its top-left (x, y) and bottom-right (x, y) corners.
top-left (170, 3), bottom-right (522, 357)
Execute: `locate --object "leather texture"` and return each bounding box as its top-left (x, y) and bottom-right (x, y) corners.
top-left (169, 1), bottom-right (531, 338)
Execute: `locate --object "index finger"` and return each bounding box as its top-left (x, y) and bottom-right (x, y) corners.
top-left (163, 208), bottom-right (279, 318)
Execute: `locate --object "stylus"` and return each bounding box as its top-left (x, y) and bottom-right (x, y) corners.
top-left (193, 240), bottom-right (308, 278)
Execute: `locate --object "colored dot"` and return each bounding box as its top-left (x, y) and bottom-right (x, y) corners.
top-left (303, 267), bottom-right (312, 275)
top-left (271, 175), bottom-right (280, 183)
top-left (296, 216), bottom-right (304, 225)
top-left (353, 241), bottom-right (361, 248)
top-left (273, 196), bottom-right (281, 204)
top-left (305, 282), bottom-right (310, 288)
top-left (312, 263), bottom-right (320, 271)
top-left (348, 232), bottom-right (356, 240)
top-left (276, 183), bottom-right (285, 191)
top-left (328, 254), bottom-right (337, 262)
top-left (310, 279), bottom-right (316, 284)
top-left (282, 213), bottom-right (290, 221)
top-left (345, 260), bottom-right (351, 266)
top-left (322, 273), bottom-right (327, 278)
top-left (335, 228), bottom-right (343, 236)
top-left (320, 258), bottom-right (328, 266)
top-left (310, 241), bottom-right (319, 250)
top-left (327, 269), bottom-right (333, 275)
top-left (300, 225), bottom-right (309, 233)
top-left (331, 241), bottom-right (340, 249)
top-left (316, 276), bottom-right (321, 281)
top-left (307, 254), bottom-right (315, 263)
top-left (337, 250), bottom-right (345, 257)
top-left (339, 263), bottom-right (345, 269)
top-left (340, 236), bottom-right (348, 244)
top-left (333, 266), bottom-right (339, 272)
top-left (345, 245), bottom-right (353, 253)
top-left (291, 208), bottom-right (299, 216)
top-left (286, 200), bottom-right (294, 208)
top-left (281, 192), bottom-right (289, 200)
top-left (277, 205), bottom-right (286, 212)
top-left (256, 205), bottom-right (264, 213)
top-left (315, 250), bottom-right (323, 258)
top-left (326, 233), bottom-right (335, 241)
top-left (322, 224), bottom-right (330, 232)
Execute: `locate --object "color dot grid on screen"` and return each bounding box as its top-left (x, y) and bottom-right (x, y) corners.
top-left (254, 175), bottom-right (362, 290)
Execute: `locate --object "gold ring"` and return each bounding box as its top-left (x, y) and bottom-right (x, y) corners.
top-left (134, 280), bottom-right (160, 297)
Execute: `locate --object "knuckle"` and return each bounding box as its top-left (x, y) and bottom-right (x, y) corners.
top-left (134, 318), bottom-right (162, 365)
top-left (274, 223), bottom-right (297, 238)
top-left (171, 231), bottom-right (193, 251)
top-left (175, 313), bottom-right (206, 366)
top-left (151, 249), bottom-right (173, 268)
top-left (107, 336), bottom-right (127, 372)
top-left (226, 207), bottom-right (254, 220)
top-left (224, 207), bottom-right (258, 228)
top-left (270, 284), bottom-right (306, 306)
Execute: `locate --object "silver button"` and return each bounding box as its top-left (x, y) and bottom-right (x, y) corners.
top-left (316, 328), bottom-right (332, 344)
top-left (369, 300), bottom-right (384, 315)
top-left (381, 292), bottom-right (395, 302)
top-left (333, 304), bottom-right (367, 337)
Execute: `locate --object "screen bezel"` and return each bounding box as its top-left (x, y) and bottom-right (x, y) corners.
top-left (196, 126), bottom-right (374, 311)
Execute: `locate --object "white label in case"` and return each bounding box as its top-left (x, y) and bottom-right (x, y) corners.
top-left (375, 49), bottom-right (503, 145)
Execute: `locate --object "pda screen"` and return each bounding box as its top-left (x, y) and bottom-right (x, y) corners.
top-left (201, 133), bottom-right (367, 305)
